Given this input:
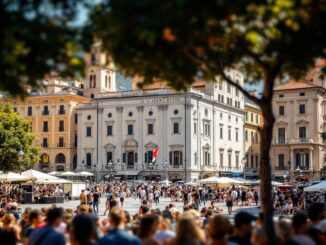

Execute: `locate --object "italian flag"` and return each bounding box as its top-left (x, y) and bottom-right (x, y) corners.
top-left (152, 146), bottom-right (159, 163)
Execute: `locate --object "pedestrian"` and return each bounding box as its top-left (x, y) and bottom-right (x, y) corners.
top-left (228, 212), bottom-right (256, 245)
top-left (254, 190), bottom-right (259, 206)
top-left (69, 214), bottom-right (98, 245)
top-left (226, 191), bottom-right (233, 215)
top-left (80, 190), bottom-right (87, 205)
top-left (93, 190), bottom-right (100, 214)
top-left (120, 189), bottom-right (126, 208)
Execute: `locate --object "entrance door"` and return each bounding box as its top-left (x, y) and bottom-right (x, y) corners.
top-left (127, 152), bottom-right (134, 168)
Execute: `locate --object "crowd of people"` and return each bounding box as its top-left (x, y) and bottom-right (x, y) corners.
top-left (0, 181), bottom-right (324, 245)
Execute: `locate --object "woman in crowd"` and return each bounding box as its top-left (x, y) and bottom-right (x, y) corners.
top-left (0, 213), bottom-right (21, 245)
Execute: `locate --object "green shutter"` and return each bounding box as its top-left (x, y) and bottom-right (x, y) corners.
top-left (180, 151), bottom-right (183, 165)
top-left (145, 153), bottom-right (148, 163)
top-left (169, 151), bottom-right (172, 164)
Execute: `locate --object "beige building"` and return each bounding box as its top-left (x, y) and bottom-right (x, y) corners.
top-left (0, 77), bottom-right (90, 172)
top-left (271, 62), bottom-right (326, 181)
top-left (244, 99), bottom-right (263, 179)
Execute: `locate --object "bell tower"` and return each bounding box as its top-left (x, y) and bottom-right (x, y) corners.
top-left (83, 41), bottom-right (117, 98)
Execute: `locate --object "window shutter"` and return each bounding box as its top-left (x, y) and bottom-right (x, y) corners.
top-left (145, 153), bottom-right (148, 163)
top-left (122, 153), bottom-right (126, 163)
top-left (169, 151), bottom-right (172, 164)
top-left (180, 151), bottom-right (183, 165)
top-left (135, 153), bottom-right (138, 163)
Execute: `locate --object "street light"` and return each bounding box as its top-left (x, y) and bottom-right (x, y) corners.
top-left (148, 162), bottom-right (154, 181)
top-left (107, 160), bottom-right (114, 183)
top-left (164, 160), bottom-right (169, 181)
top-left (17, 149), bottom-right (24, 173)
top-left (283, 174), bottom-right (287, 183)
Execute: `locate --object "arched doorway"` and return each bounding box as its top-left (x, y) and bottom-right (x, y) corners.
top-left (39, 153), bottom-right (50, 172)
top-left (55, 153), bottom-right (66, 164)
top-left (73, 154), bottom-right (77, 170)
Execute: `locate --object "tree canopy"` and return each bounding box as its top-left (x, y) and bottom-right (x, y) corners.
top-left (0, 104), bottom-right (39, 171)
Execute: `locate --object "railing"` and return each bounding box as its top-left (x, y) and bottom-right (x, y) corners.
top-left (200, 165), bottom-right (217, 170)
top-left (41, 143), bottom-right (48, 148)
top-left (272, 138), bottom-right (322, 144)
top-left (42, 111), bottom-right (49, 115)
top-left (274, 166), bottom-right (288, 170)
top-left (43, 128), bottom-right (48, 132)
top-left (57, 143), bottom-right (65, 147)
top-left (58, 110), bottom-right (66, 115)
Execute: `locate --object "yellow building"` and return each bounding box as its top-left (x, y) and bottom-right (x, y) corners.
top-left (0, 77), bottom-right (90, 172)
top-left (244, 98), bottom-right (263, 178)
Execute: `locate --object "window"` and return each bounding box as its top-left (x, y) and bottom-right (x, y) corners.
top-left (299, 104), bottom-right (305, 114)
top-left (235, 153), bottom-right (239, 169)
top-left (42, 138), bottom-right (48, 148)
top-left (43, 106), bottom-right (49, 115)
top-left (74, 114), bottom-right (78, 124)
top-left (219, 125), bottom-right (223, 139)
top-left (251, 113), bottom-right (253, 122)
top-left (235, 88), bottom-right (239, 97)
top-left (86, 127), bottom-right (92, 137)
top-left (251, 155), bottom-right (254, 168)
top-left (245, 130), bottom-right (248, 142)
top-left (107, 152), bottom-right (113, 163)
top-left (59, 120), bottom-right (64, 132)
top-left (279, 105), bottom-right (285, 116)
top-left (108, 113), bottom-right (112, 118)
top-left (194, 122), bottom-right (197, 135)
top-left (255, 155), bottom-right (259, 168)
top-left (251, 132), bottom-right (254, 143)
top-left (279, 94), bottom-right (284, 98)
top-left (128, 112), bottom-right (133, 117)
top-left (145, 151), bottom-right (153, 163)
top-left (27, 106), bottom-right (32, 116)
top-left (148, 123), bottom-right (154, 134)
top-left (59, 105), bottom-right (65, 115)
top-left (74, 134), bottom-right (77, 147)
top-left (58, 137), bottom-right (64, 147)
top-left (170, 151), bottom-right (182, 165)
top-left (228, 152), bottom-right (232, 167)
top-left (128, 124), bottom-right (133, 135)
top-left (299, 92), bottom-right (305, 96)
top-left (256, 115), bottom-right (259, 124)
top-left (203, 122), bottom-right (211, 137)
top-left (55, 153), bottom-right (66, 163)
top-left (227, 83), bottom-right (231, 93)
top-left (86, 153), bottom-right (92, 167)
top-left (278, 154), bottom-right (284, 167)
top-left (43, 121), bottom-right (48, 132)
top-left (87, 115), bottom-right (91, 120)
top-left (204, 151), bottom-right (210, 166)
top-left (299, 127), bottom-right (306, 140)
top-left (278, 128), bottom-right (285, 143)
top-left (228, 126), bottom-right (231, 140)
top-left (149, 111), bottom-right (153, 116)
top-left (219, 151), bottom-right (224, 167)
top-left (107, 125), bottom-right (113, 136)
top-left (173, 122), bottom-right (179, 134)
top-left (235, 128), bottom-right (239, 141)
top-left (173, 109), bottom-right (179, 115)
top-left (219, 81), bottom-right (223, 90)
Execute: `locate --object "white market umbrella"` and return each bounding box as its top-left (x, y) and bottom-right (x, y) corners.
top-left (199, 176), bottom-right (242, 184)
top-left (159, 180), bottom-right (172, 185)
top-left (48, 171), bottom-right (59, 176)
top-left (77, 171), bottom-right (94, 176)
top-left (271, 181), bottom-right (282, 186)
top-left (60, 171), bottom-right (78, 177)
top-left (304, 181), bottom-right (326, 192)
top-left (0, 172), bottom-right (31, 182)
top-left (21, 169), bottom-right (58, 180)
top-left (34, 178), bottom-right (72, 184)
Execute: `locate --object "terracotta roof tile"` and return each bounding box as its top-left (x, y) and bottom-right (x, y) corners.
top-left (274, 81), bottom-right (317, 91)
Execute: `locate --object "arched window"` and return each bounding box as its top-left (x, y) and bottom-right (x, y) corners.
top-left (91, 53), bottom-right (96, 64)
top-left (55, 153), bottom-right (66, 163)
top-left (108, 76), bottom-right (111, 89)
top-left (89, 75), bottom-right (93, 88)
top-left (93, 75), bottom-right (96, 88)
top-left (86, 153), bottom-right (92, 166)
top-left (40, 153), bottom-right (50, 163)
top-left (105, 75), bottom-right (108, 88)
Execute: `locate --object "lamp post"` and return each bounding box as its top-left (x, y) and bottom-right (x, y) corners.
top-left (17, 149), bottom-right (24, 174)
top-left (288, 160), bottom-right (291, 182)
top-left (107, 160), bottom-right (114, 183)
top-left (283, 174), bottom-right (287, 183)
top-left (164, 161), bottom-right (169, 181)
top-left (94, 164), bottom-right (97, 182)
top-left (148, 162), bottom-right (154, 182)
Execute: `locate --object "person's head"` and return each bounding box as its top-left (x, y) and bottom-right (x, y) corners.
top-left (308, 203), bottom-right (324, 224)
top-left (138, 215), bottom-right (159, 239)
top-left (78, 204), bottom-right (89, 214)
top-left (139, 205), bottom-right (150, 216)
top-left (175, 217), bottom-right (203, 245)
top-left (234, 212), bottom-right (256, 238)
top-left (251, 227), bottom-right (266, 245)
top-left (29, 210), bottom-right (42, 226)
top-left (109, 207), bottom-right (126, 228)
top-left (46, 208), bottom-right (64, 227)
top-left (292, 212), bottom-right (308, 234)
top-left (2, 213), bottom-right (16, 226)
top-left (206, 215), bottom-right (231, 243)
top-left (70, 214), bottom-right (98, 245)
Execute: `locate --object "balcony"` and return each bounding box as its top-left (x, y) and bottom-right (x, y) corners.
top-left (42, 111), bottom-right (49, 115)
top-left (43, 128), bottom-right (48, 132)
top-left (272, 139), bottom-right (287, 144)
top-left (274, 166), bottom-right (288, 170)
top-left (58, 109), bottom-right (66, 115)
top-left (41, 143), bottom-right (48, 148)
top-left (57, 143), bottom-right (65, 147)
top-left (272, 138), bottom-right (321, 145)
top-left (201, 165), bottom-right (217, 171)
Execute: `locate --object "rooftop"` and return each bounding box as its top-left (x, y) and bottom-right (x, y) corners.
top-left (273, 80), bottom-right (318, 91)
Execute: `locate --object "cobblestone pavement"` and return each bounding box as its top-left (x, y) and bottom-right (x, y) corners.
top-left (21, 196), bottom-right (262, 220)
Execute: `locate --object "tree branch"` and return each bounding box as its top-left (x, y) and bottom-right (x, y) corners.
top-left (215, 61), bottom-right (261, 105)
top-left (183, 47), bottom-right (261, 105)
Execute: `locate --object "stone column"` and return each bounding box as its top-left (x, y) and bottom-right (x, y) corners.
top-left (98, 107), bottom-right (104, 171)
top-left (289, 100), bottom-right (294, 139)
top-left (158, 105), bottom-right (168, 169)
top-left (137, 106), bottom-right (144, 170)
top-left (309, 147), bottom-right (313, 170)
top-left (185, 102), bottom-right (193, 181)
top-left (116, 107), bottom-right (124, 168)
top-left (77, 112), bottom-right (83, 170)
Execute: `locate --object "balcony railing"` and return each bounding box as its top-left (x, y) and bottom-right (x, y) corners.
top-left (42, 111), bottom-right (49, 115)
top-left (57, 143), bottom-right (65, 147)
top-left (58, 110), bottom-right (66, 115)
top-left (274, 166), bottom-right (288, 170)
top-left (41, 143), bottom-right (48, 148)
top-left (43, 128), bottom-right (48, 132)
top-left (272, 138), bottom-right (321, 144)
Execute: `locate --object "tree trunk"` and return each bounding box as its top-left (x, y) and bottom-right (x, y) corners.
top-left (259, 84), bottom-right (277, 245)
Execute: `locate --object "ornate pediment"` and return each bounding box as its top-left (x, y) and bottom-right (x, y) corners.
top-left (275, 120), bottom-right (288, 126)
top-left (296, 119), bottom-right (309, 125)
top-left (144, 142), bottom-right (157, 151)
top-left (104, 143), bottom-right (116, 149)
top-left (123, 137), bottom-right (138, 147)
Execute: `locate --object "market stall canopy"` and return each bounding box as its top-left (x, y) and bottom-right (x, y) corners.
top-left (48, 171), bottom-right (59, 176)
top-left (77, 171), bottom-right (94, 176)
top-left (60, 171), bottom-right (78, 177)
top-left (21, 169), bottom-right (58, 180)
top-left (304, 181), bottom-right (326, 192)
top-left (0, 172), bottom-right (31, 182)
top-left (159, 180), bottom-right (172, 185)
top-left (199, 176), bottom-right (242, 184)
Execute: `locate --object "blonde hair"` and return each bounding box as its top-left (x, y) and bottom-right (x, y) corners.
top-left (3, 213), bottom-right (16, 226)
top-left (175, 217), bottom-right (202, 245)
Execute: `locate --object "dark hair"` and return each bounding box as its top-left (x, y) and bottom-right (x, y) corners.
top-left (140, 205), bottom-right (150, 214)
top-left (71, 214), bottom-right (98, 243)
top-left (307, 203), bottom-right (324, 222)
top-left (29, 210), bottom-right (41, 223)
top-left (292, 212), bottom-right (307, 230)
top-left (138, 215), bottom-right (158, 238)
top-left (47, 208), bottom-right (64, 224)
